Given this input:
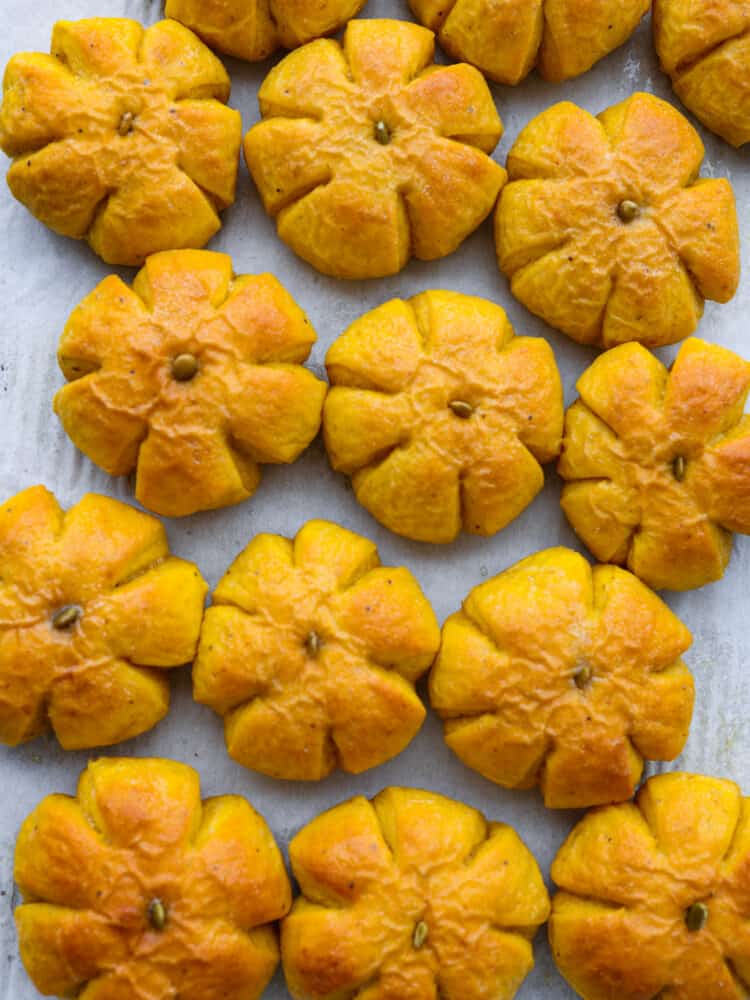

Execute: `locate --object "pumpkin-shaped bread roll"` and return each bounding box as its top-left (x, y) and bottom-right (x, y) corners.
top-left (0, 19), bottom-right (241, 265)
top-left (14, 757), bottom-right (291, 1000)
top-left (559, 338), bottom-right (750, 591)
top-left (194, 520), bottom-right (440, 780)
top-left (654, 0), bottom-right (750, 147)
top-left (551, 772), bottom-right (750, 999)
top-left (245, 19), bottom-right (506, 279)
top-left (411, 0), bottom-right (649, 84)
top-left (323, 291), bottom-right (563, 543)
top-left (166, 0), bottom-right (367, 62)
top-left (0, 486), bottom-right (207, 750)
top-left (54, 250), bottom-right (327, 519)
top-left (282, 787), bottom-right (550, 1000)
top-left (496, 93), bottom-right (739, 348)
top-left (430, 548), bottom-right (695, 809)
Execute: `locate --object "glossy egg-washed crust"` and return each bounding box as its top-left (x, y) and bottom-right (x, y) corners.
top-left (0, 18), bottom-right (241, 266)
top-left (550, 772), bottom-right (750, 999)
top-left (282, 787), bottom-right (550, 1000)
top-left (54, 250), bottom-right (327, 519)
top-left (410, 0), bottom-right (649, 84)
top-left (560, 338), bottom-right (750, 591)
top-left (654, 0), bottom-right (750, 147)
top-left (323, 291), bottom-right (563, 544)
top-left (0, 486), bottom-right (207, 750)
top-left (14, 758), bottom-right (292, 1000)
top-left (166, 0), bottom-right (368, 61)
top-left (430, 548), bottom-right (694, 809)
top-left (244, 19), bottom-right (506, 280)
top-left (496, 92), bottom-right (740, 349)
top-left (194, 520), bottom-right (440, 781)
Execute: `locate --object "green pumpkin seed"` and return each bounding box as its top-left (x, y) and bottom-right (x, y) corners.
top-left (52, 605), bottom-right (80, 630)
top-left (118, 111), bottom-right (135, 136)
top-left (449, 400), bottom-right (474, 419)
top-left (305, 631), bottom-right (321, 658)
top-left (574, 664), bottom-right (592, 689)
top-left (374, 120), bottom-right (391, 145)
top-left (171, 353), bottom-right (199, 382)
top-left (148, 898), bottom-right (167, 931)
top-left (685, 902), bottom-right (708, 932)
top-left (617, 200), bottom-right (641, 223)
top-left (413, 921), bottom-right (428, 949)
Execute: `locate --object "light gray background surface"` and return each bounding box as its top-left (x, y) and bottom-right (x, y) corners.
top-left (0, 1), bottom-right (748, 997)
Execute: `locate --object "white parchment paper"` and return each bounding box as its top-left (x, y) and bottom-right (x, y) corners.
top-left (0, 2), bottom-right (748, 997)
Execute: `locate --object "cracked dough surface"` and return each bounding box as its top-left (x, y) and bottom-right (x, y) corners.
top-left (495, 92), bottom-right (740, 348)
top-left (245, 19), bottom-right (506, 280)
top-left (429, 547), bottom-right (695, 809)
top-left (0, 486), bottom-right (207, 749)
top-left (323, 290), bottom-right (562, 544)
top-left (165, 0), bottom-right (368, 61)
top-left (282, 786), bottom-right (550, 1000)
top-left (14, 757), bottom-right (291, 1000)
top-left (559, 338), bottom-right (750, 591)
top-left (654, 0), bottom-right (750, 147)
top-left (0, 18), bottom-right (241, 265)
top-left (410, 0), bottom-right (650, 84)
top-left (550, 772), bottom-right (750, 999)
top-left (193, 520), bottom-right (441, 781)
top-left (54, 249), bottom-right (327, 519)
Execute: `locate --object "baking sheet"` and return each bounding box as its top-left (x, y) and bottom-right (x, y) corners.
top-left (0, 1), bottom-right (748, 996)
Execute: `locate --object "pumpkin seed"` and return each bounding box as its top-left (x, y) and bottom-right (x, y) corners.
top-left (148, 898), bottom-right (167, 931)
top-left (52, 605), bottom-right (80, 630)
top-left (617, 200), bottom-right (641, 223)
top-left (673, 455), bottom-right (687, 482)
top-left (305, 631), bottom-right (321, 658)
top-left (413, 921), bottom-right (428, 949)
top-left (171, 353), bottom-right (199, 382)
top-left (374, 120), bottom-right (391, 145)
top-left (449, 400), bottom-right (474, 419)
top-left (574, 664), bottom-right (592, 689)
top-left (685, 902), bottom-right (708, 932)
top-left (118, 111), bottom-right (135, 136)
